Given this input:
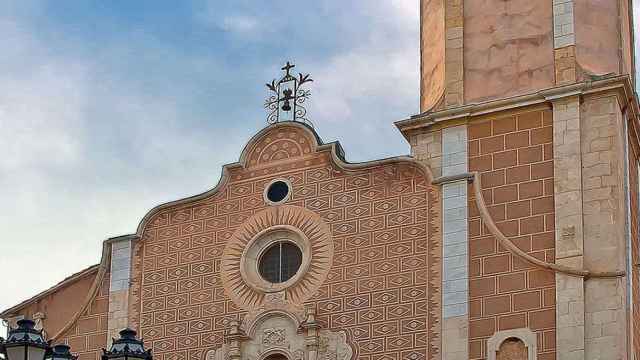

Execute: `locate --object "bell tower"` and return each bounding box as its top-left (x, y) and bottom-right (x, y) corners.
top-left (404, 1), bottom-right (640, 360)
top-left (420, 0), bottom-right (635, 112)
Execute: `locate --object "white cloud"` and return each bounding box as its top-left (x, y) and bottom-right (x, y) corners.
top-left (267, 1), bottom-right (418, 164)
top-left (0, 12), bottom-right (240, 316)
top-left (0, 21), bottom-right (88, 172)
top-left (194, 2), bottom-right (263, 36)
top-left (309, 1), bottom-right (419, 125)
top-left (219, 15), bottom-right (259, 33)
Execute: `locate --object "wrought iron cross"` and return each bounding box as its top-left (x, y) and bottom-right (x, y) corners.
top-left (282, 61), bottom-right (295, 75)
top-left (264, 61), bottom-right (313, 125)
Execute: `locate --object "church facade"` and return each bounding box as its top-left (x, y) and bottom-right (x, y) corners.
top-left (3, 1), bottom-right (640, 360)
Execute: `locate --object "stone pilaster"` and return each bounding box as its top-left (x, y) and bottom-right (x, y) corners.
top-left (553, 0), bottom-right (576, 85)
top-left (580, 94), bottom-right (628, 360)
top-left (444, 0), bottom-right (463, 107)
top-left (410, 129), bottom-right (443, 178)
top-left (553, 0), bottom-right (575, 49)
top-left (107, 235), bottom-right (134, 345)
top-left (552, 91), bottom-right (630, 359)
top-left (552, 96), bottom-right (586, 360)
top-left (441, 125), bottom-right (469, 360)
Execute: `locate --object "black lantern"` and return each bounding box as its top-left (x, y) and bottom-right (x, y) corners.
top-left (1, 320), bottom-right (48, 360)
top-left (101, 329), bottom-right (151, 360)
top-left (45, 345), bottom-right (76, 360)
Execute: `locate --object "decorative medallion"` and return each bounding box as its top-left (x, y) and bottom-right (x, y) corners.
top-left (221, 205), bottom-right (333, 311)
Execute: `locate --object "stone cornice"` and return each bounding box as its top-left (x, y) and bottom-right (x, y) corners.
top-left (396, 75), bottom-right (639, 140)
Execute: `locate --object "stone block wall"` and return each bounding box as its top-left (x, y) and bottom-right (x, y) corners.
top-left (580, 94), bottom-right (628, 359)
top-left (467, 107), bottom-right (557, 360)
top-left (628, 131), bottom-right (639, 359)
top-left (410, 129), bottom-right (442, 178)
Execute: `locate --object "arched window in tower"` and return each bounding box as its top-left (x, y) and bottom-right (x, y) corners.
top-left (258, 241), bottom-right (303, 283)
top-left (496, 337), bottom-right (528, 360)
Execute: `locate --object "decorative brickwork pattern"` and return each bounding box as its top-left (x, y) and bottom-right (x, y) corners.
top-left (467, 108), bottom-right (556, 360)
top-left (60, 273), bottom-right (110, 360)
top-left (127, 124), bottom-right (439, 360)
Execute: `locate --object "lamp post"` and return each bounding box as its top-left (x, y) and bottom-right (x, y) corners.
top-left (47, 345), bottom-right (76, 360)
top-left (0, 319), bottom-right (48, 360)
top-left (0, 320), bottom-right (147, 360)
top-left (101, 329), bottom-right (152, 360)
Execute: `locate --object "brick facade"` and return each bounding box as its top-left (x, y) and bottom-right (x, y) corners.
top-left (467, 108), bottom-right (557, 360)
top-left (60, 274), bottom-right (111, 360)
top-left (127, 124), bottom-right (440, 360)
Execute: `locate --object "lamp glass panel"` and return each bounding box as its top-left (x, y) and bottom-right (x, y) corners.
top-left (5, 346), bottom-right (25, 360)
top-left (27, 346), bottom-right (46, 360)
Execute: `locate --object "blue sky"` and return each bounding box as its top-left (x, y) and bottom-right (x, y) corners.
top-left (0, 1), bottom-right (419, 315)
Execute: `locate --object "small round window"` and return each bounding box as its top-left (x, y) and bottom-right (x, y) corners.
top-left (258, 241), bottom-right (302, 283)
top-left (265, 179), bottom-right (291, 204)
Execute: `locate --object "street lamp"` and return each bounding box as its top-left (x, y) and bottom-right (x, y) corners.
top-left (1, 320), bottom-right (48, 360)
top-left (46, 345), bottom-right (76, 360)
top-left (101, 329), bottom-right (151, 360)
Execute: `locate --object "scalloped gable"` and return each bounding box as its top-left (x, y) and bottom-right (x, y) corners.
top-left (243, 124), bottom-right (317, 168)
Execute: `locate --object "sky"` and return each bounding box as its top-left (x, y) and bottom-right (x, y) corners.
top-left (0, 0), bottom-right (420, 319)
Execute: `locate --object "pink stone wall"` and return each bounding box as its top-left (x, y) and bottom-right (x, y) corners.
top-left (574, 1), bottom-right (621, 79)
top-left (420, 0), bottom-right (445, 112)
top-left (463, 0), bottom-right (554, 103)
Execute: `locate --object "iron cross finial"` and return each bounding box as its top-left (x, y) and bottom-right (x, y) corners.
top-left (264, 61), bottom-right (313, 126)
top-left (281, 61), bottom-right (295, 76)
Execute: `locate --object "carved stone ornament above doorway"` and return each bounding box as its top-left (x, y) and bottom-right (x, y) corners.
top-left (205, 305), bottom-right (353, 360)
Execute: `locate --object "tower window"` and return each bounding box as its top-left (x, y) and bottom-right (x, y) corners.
top-left (258, 242), bottom-right (302, 283)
